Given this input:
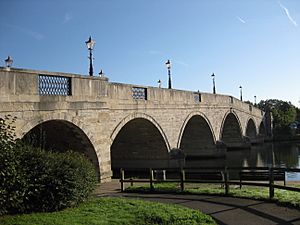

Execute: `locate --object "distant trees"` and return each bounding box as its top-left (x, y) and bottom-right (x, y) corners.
top-left (257, 99), bottom-right (297, 138)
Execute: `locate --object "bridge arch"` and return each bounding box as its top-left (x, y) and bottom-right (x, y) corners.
top-left (20, 112), bottom-right (100, 179)
top-left (110, 113), bottom-right (170, 171)
top-left (178, 112), bottom-right (217, 158)
top-left (220, 110), bottom-right (245, 149)
top-left (245, 118), bottom-right (257, 138)
top-left (259, 121), bottom-right (266, 136)
top-left (110, 113), bottom-right (170, 150)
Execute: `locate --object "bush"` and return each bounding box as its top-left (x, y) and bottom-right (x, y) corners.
top-left (0, 116), bottom-right (97, 215)
top-left (21, 148), bottom-right (97, 212)
top-left (0, 116), bottom-right (26, 215)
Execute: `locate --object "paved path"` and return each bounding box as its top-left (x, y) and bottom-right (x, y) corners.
top-left (95, 180), bottom-right (300, 225)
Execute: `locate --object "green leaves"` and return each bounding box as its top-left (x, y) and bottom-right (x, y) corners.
top-left (257, 99), bottom-right (297, 137)
top-left (0, 117), bottom-right (97, 215)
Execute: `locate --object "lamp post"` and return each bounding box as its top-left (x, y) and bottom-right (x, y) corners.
top-left (5, 56), bottom-right (13, 68)
top-left (158, 79), bottom-right (161, 88)
top-left (85, 36), bottom-right (96, 76)
top-left (239, 86), bottom-right (243, 101)
top-left (165, 60), bottom-right (172, 89)
top-left (211, 73), bottom-right (216, 94)
top-left (254, 95), bottom-right (257, 105)
top-left (99, 69), bottom-right (104, 77)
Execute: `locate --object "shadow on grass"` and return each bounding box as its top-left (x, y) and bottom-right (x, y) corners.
top-left (125, 183), bottom-right (300, 210)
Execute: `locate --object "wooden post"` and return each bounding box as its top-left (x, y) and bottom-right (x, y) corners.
top-left (269, 167), bottom-right (274, 199)
top-left (224, 167), bottom-right (229, 195)
top-left (120, 168), bottom-right (125, 192)
top-left (180, 169), bottom-right (185, 192)
top-left (150, 168), bottom-right (154, 191)
top-left (239, 171), bottom-right (242, 189)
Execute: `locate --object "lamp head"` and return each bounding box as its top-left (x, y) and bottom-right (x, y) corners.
top-left (5, 56), bottom-right (13, 67)
top-left (99, 69), bottom-right (104, 77)
top-left (85, 36), bottom-right (96, 50)
top-left (165, 59), bottom-right (171, 69)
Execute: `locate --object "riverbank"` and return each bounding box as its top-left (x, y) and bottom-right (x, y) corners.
top-left (265, 135), bottom-right (300, 143)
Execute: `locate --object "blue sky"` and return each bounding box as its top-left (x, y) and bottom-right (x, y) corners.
top-left (1, 0), bottom-right (299, 106)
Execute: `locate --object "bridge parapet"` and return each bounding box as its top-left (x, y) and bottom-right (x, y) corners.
top-left (108, 82), bottom-right (263, 118)
top-left (0, 67), bottom-right (263, 119)
top-left (0, 67), bottom-right (109, 99)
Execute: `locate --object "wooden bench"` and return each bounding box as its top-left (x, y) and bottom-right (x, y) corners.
top-left (239, 171), bottom-right (285, 188)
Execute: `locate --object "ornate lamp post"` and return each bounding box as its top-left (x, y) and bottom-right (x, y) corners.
top-left (165, 60), bottom-right (172, 89)
top-left (211, 73), bottom-right (216, 94)
top-left (5, 56), bottom-right (13, 68)
top-left (254, 95), bottom-right (257, 105)
top-left (85, 36), bottom-right (96, 76)
top-left (239, 86), bottom-right (243, 101)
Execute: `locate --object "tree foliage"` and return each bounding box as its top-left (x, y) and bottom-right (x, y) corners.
top-left (257, 99), bottom-right (297, 137)
top-left (296, 108), bottom-right (300, 122)
top-left (0, 115), bottom-right (26, 215)
top-left (0, 116), bottom-right (97, 215)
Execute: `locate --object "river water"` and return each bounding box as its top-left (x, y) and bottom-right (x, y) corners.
top-left (186, 142), bottom-right (300, 181)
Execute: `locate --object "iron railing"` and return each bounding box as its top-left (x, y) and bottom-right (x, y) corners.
top-left (39, 75), bottom-right (71, 96)
top-left (132, 87), bottom-right (147, 100)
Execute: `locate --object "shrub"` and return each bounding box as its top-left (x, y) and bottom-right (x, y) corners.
top-left (21, 149), bottom-right (97, 212)
top-left (0, 116), bottom-right (97, 215)
top-left (0, 116), bottom-right (26, 215)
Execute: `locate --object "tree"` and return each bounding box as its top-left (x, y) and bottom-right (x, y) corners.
top-left (296, 108), bottom-right (300, 122)
top-left (257, 99), bottom-right (297, 137)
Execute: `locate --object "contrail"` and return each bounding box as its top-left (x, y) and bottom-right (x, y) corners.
top-left (237, 16), bottom-right (246, 24)
top-left (278, 1), bottom-right (298, 27)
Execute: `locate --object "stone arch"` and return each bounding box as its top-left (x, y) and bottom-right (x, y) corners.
top-left (259, 121), bottom-right (266, 136)
top-left (178, 112), bottom-right (220, 158)
top-left (19, 112), bottom-right (96, 146)
top-left (245, 118), bottom-right (257, 138)
top-left (220, 111), bottom-right (248, 149)
top-left (19, 112), bottom-right (101, 179)
top-left (110, 113), bottom-right (170, 150)
top-left (110, 113), bottom-right (169, 171)
top-left (177, 112), bottom-right (216, 147)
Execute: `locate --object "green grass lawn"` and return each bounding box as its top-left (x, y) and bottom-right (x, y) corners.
top-left (126, 182), bottom-right (300, 208)
top-left (0, 197), bottom-right (216, 225)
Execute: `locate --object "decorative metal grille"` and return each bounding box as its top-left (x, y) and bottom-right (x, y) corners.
top-left (39, 75), bottom-right (71, 96)
top-left (132, 87), bottom-right (147, 100)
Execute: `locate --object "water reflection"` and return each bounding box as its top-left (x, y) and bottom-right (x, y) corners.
top-left (185, 142), bottom-right (300, 180)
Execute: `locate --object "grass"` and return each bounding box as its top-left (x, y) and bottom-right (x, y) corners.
top-left (125, 182), bottom-right (300, 208)
top-left (0, 197), bottom-right (216, 225)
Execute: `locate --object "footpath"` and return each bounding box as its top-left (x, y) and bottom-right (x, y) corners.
top-left (95, 180), bottom-right (300, 225)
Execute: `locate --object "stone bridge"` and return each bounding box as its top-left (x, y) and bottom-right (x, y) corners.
top-left (0, 67), bottom-right (271, 182)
